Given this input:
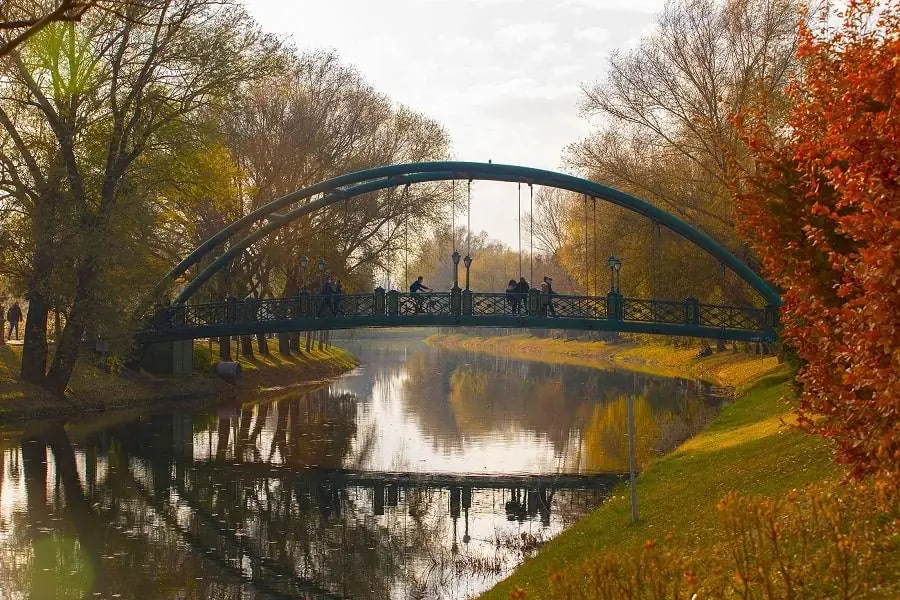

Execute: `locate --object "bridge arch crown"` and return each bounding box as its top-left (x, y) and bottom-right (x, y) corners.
top-left (159, 161), bottom-right (779, 308)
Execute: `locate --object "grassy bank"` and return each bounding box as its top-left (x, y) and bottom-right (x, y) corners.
top-left (0, 341), bottom-right (357, 424)
top-left (483, 371), bottom-right (841, 598)
top-left (424, 334), bottom-right (874, 598)
top-left (427, 333), bottom-right (779, 388)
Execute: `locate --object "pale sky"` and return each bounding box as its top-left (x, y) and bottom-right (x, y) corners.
top-left (242, 0), bottom-right (666, 248)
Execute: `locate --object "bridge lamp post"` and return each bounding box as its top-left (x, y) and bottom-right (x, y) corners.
top-left (607, 256), bottom-right (622, 293)
top-left (451, 250), bottom-right (461, 291)
top-left (300, 255), bottom-right (309, 290)
top-left (463, 254), bottom-right (473, 292)
top-left (317, 257), bottom-right (326, 282)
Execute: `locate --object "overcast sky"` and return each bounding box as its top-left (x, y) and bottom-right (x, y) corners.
top-left (243, 0), bottom-right (667, 248)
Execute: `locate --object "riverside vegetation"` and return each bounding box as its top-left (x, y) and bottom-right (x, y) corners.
top-left (424, 334), bottom-right (898, 599)
top-left (0, 340), bottom-right (357, 423)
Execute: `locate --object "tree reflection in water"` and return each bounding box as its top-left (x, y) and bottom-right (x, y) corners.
top-left (0, 341), bottom-right (723, 599)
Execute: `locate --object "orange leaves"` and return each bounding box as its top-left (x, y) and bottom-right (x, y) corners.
top-left (731, 0), bottom-right (900, 490)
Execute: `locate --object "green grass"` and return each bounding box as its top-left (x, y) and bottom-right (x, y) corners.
top-left (428, 333), bottom-right (780, 388)
top-left (482, 371), bottom-right (839, 599)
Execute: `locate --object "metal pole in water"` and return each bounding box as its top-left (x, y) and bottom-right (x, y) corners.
top-left (627, 392), bottom-right (639, 523)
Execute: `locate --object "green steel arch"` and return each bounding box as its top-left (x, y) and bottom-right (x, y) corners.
top-left (161, 162), bottom-right (780, 307)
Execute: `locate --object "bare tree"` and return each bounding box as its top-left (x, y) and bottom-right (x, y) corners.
top-left (564, 0), bottom-right (802, 302)
top-left (0, 0), bottom-right (282, 393)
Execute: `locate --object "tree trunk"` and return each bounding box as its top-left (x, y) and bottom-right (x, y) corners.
top-left (20, 292), bottom-right (49, 383)
top-left (290, 332), bottom-right (300, 352)
top-left (240, 335), bottom-right (253, 358)
top-left (256, 333), bottom-right (269, 355)
top-left (278, 333), bottom-right (291, 356)
top-left (43, 267), bottom-right (97, 396)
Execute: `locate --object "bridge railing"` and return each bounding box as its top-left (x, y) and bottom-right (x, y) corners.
top-left (551, 294), bottom-right (609, 319)
top-left (143, 291), bottom-right (776, 339)
top-left (699, 303), bottom-right (768, 331)
top-left (392, 292), bottom-right (453, 316)
top-left (471, 292), bottom-right (515, 315)
top-left (622, 297), bottom-right (689, 324)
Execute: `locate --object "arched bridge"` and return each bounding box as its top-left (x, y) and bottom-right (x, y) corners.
top-left (142, 161), bottom-right (780, 347)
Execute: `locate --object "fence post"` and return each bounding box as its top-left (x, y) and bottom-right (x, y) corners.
top-left (450, 287), bottom-right (462, 316)
top-left (174, 304), bottom-right (187, 327)
top-left (685, 297), bottom-right (700, 325)
top-left (765, 304), bottom-right (779, 329)
top-left (462, 290), bottom-right (473, 316)
top-left (374, 287), bottom-right (386, 315)
top-left (225, 296), bottom-right (237, 323)
top-left (299, 290), bottom-right (312, 318)
top-left (527, 288), bottom-right (540, 316)
top-left (607, 292), bottom-right (621, 321)
top-left (386, 290), bottom-right (399, 316)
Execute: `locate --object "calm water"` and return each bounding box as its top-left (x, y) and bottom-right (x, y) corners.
top-left (0, 335), bottom-right (725, 600)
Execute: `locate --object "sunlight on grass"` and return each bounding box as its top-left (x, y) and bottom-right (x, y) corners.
top-left (481, 374), bottom-right (839, 600)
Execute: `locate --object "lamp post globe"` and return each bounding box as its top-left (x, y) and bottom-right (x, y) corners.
top-left (463, 254), bottom-right (473, 292)
top-left (607, 255), bottom-right (623, 293)
top-left (451, 250), bottom-right (461, 290)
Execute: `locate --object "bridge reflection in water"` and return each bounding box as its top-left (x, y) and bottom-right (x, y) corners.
top-left (0, 342), bottom-right (725, 600)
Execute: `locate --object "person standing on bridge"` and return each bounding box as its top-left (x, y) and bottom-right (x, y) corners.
top-left (542, 277), bottom-right (557, 317)
top-left (410, 276), bottom-right (430, 313)
top-left (506, 279), bottom-right (518, 314)
top-left (333, 280), bottom-right (343, 315)
top-left (6, 302), bottom-right (22, 340)
top-left (319, 277), bottom-right (335, 317)
top-left (516, 277), bottom-right (529, 314)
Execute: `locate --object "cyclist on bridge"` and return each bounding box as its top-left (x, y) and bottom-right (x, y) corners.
top-left (410, 276), bottom-right (431, 313)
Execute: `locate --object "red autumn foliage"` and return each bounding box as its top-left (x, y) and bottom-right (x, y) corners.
top-left (731, 0), bottom-right (900, 488)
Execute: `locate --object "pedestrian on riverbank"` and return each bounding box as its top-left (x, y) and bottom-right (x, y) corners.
top-left (6, 302), bottom-right (22, 340)
top-left (505, 279), bottom-right (518, 313)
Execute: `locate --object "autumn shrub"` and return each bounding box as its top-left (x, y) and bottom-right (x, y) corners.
top-left (512, 482), bottom-right (899, 599)
top-left (730, 0), bottom-right (900, 489)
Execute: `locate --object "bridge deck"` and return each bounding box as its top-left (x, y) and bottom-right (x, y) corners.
top-left (139, 290), bottom-right (777, 343)
top-left (187, 463), bottom-right (624, 490)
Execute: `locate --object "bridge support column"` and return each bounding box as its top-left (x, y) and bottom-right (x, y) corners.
top-left (141, 340), bottom-right (193, 375)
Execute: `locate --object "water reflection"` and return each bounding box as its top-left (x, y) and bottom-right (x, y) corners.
top-left (0, 337), bottom-right (724, 599)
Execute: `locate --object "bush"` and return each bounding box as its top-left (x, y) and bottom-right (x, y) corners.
top-left (192, 344), bottom-right (215, 373)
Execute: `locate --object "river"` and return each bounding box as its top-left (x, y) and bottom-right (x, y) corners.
top-left (0, 334), bottom-right (726, 600)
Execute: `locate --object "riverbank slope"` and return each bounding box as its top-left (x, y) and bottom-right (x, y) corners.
top-left (425, 334), bottom-right (881, 599)
top-left (0, 342), bottom-right (357, 423)
top-left (427, 333), bottom-right (778, 388)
